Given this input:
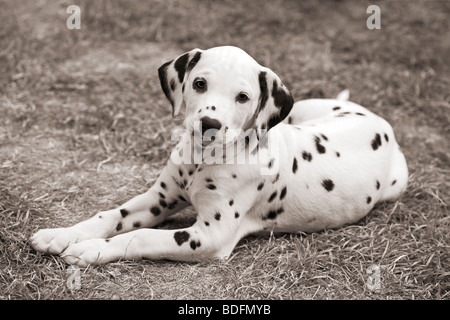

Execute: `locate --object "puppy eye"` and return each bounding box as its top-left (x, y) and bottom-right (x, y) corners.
top-left (193, 77), bottom-right (207, 93)
top-left (236, 92), bottom-right (250, 103)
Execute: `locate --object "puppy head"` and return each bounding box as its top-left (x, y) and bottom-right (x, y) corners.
top-left (158, 46), bottom-right (293, 142)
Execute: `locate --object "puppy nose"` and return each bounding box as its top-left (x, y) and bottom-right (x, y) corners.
top-left (200, 116), bottom-right (222, 134)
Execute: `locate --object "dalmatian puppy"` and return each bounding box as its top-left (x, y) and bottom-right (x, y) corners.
top-left (30, 46), bottom-right (408, 266)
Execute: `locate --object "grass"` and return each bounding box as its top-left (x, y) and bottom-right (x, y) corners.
top-left (0, 0), bottom-right (449, 300)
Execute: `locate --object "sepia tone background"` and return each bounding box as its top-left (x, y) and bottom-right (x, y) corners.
top-left (0, 0), bottom-right (448, 299)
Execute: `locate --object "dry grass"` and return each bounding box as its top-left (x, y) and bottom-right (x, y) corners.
top-left (0, 0), bottom-right (449, 300)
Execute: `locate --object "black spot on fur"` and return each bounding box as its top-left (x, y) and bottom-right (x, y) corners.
top-left (320, 134), bottom-right (328, 141)
top-left (268, 191), bottom-right (278, 203)
top-left (333, 106), bottom-right (341, 111)
top-left (179, 169), bottom-right (183, 177)
top-left (302, 151), bottom-right (313, 162)
top-left (257, 182), bottom-right (265, 191)
top-left (159, 199), bottom-right (167, 208)
top-left (178, 180), bottom-right (186, 190)
top-left (268, 158), bottom-right (275, 169)
top-left (355, 112), bottom-right (366, 116)
top-left (231, 173), bottom-right (237, 179)
top-left (336, 152), bottom-right (341, 157)
top-left (376, 133), bottom-right (382, 146)
top-left (307, 217), bottom-right (317, 223)
top-left (371, 133), bottom-right (382, 150)
top-left (229, 199), bottom-right (234, 206)
top-left (150, 206), bottom-right (161, 216)
top-left (292, 157), bottom-right (298, 173)
top-left (263, 207), bottom-right (284, 220)
top-left (235, 212), bottom-right (240, 218)
top-left (315, 136), bottom-right (326, 154)
top-left (205, 221), bottom-right (210, 226)
top-left (160, 182), bottom-right (167, 190)
top-left (367, 196), bottom-right (372, 204)
top-left (280, 186), bottom-right (287, 200)
top-left (168, 200), bottom-right (178, 210)
top-left (116, 222), bottom-right (122, 232)
top-left (188, 169), bottom-right (194, 176)
top-left (288, 116), bottom-right (293, 124)
top-left (214, 212), bottom-right (221, 221)
top-left (120, 209), bottom-right (129, 218)
top-left (376, 180), bottom-right (381, 190)
top-left (178, 195), bottom-right (186, 202)
top-left (322, 179), bottom-right (334, 192)
top-left (205, 177), bottom-right (213, 183)
top-left (384, 133), bottom-right (389, 142)
top-left (392, 180), bottom-right (397, 186)
top-left (190, 240), bottom-right (201, 250)
top-left (105, 239), bottom-right (110, 243)
top-left (133, 221), bottom-right (142, 228)
top-left (335, 111), bottom-right (352, 118)
top-left (170, 79), bottom-right (176, 91)
top-left (159, 192), bottom-right (166, 199)
top-left (207, 184), bottom-right (217, 190)
top-left (174, 231), bottom-right (190, 246)
top-left (265, 210), bottom-right (277, 220)
top-left (272, 173), bottom-right (280, 184)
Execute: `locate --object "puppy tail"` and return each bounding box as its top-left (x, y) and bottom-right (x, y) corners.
top-left (336, 89), bottom-right (350, 101)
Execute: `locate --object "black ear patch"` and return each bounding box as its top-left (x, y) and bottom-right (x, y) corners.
top-left (266, 80), bottom-right (294, 130)
top-left (272, 80), bottom-right (293, 110)
top-left (158, 61), bottom-right (174, 107)
top-left (258, 71), bottom-right (269, 112)
top-left (174, 52), bottom-right (190, 83)
top-left (187, 51), bottom-right (202, 73)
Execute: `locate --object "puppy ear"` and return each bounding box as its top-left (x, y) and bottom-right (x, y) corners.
top-left (254, 67), bottom-right (294, 136)
top-left (158, 49), bottom-right (203, 117)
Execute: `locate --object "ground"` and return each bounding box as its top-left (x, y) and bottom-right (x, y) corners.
top-left (0, 0), bottom-right (448, 300)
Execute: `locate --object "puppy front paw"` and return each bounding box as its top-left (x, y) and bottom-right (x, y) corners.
top-left (30, 228), bottom-right (90, 254)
